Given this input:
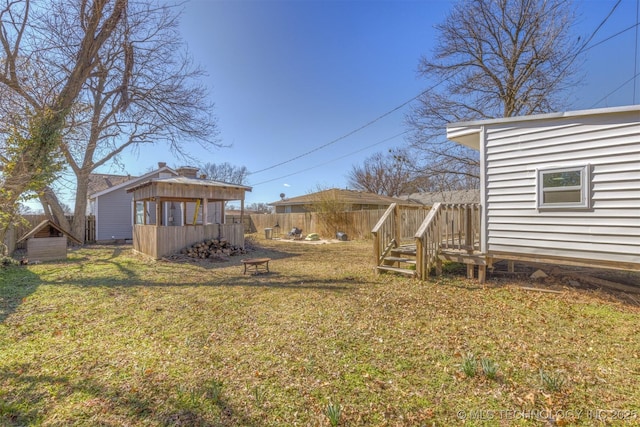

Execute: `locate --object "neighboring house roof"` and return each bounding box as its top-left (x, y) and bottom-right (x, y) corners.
top-left (88, 166), bottom-right (178, 199)
top-left (400, 189), bottom-right (480, 206)
top-left (269, 188), bottom-right (408, 207)
top-left (226, 209), bottom-right (261, 215)
top-left (87, 173), bottom-right (135, 195)
top-left (125, 176), bottom-right (252, 193)
top-left (17, 220), bottom-right (82, 245)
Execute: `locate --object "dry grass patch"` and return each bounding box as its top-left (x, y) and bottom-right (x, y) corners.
top-left (1, 238), bottom-right (639, 426)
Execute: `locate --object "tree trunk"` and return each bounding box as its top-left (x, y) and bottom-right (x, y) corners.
top-left (39, 186), bottom-right (73, 236)
top-left (0, 0), bottom-right (127, 244)
top-left (70, 172), bottom-right (91, 243)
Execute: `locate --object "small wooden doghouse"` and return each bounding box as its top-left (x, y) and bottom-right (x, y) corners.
top-left (17, 220), bottom-right (82, 262)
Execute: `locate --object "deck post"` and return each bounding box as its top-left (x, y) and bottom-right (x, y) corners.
top-left (478, 265), bottom-right (486, 284)
top-left (465, 205), bottom-right (472, 253)
top-left (415, 238), bottom-right (423, 279)
top-left (373, 232), bottom-right (381, 272)
top-left (394, 203), bottom-right (401, 244)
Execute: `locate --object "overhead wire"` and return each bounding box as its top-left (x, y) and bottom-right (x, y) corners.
top-left (579, 0), bottom-right (622, 54)
top-left (590, 70), bottom-right (640, 108)
top-left (251, 0), bottom-right (626, 186)
top-left (588, 5), bottom-right (640, 106)
top-left (578, 0), bottom-right (640, 107)
top-left (248, 77), bottom-right (450, 176)
top-left (251, 130), bottom-right (409, 187)
top-left (551, 0), bottom-right (622, 95)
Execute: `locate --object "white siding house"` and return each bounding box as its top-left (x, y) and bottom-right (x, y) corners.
top-left (88, 165), bottom-right (179, 241)
top-left (447, 105), bottom-right (640, 271)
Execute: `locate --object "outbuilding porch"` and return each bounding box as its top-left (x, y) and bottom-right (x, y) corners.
top-left (127, 176), bottom-right (251, 259)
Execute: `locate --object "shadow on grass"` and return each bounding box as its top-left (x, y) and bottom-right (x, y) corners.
top-left (40, 273), bottom-right (357, 292)
top-left (0, 362), bottom-right (261, 426)
top-left (156, 245), bottom-right (302, 271)
top-left (0, 266), bottom-right (42, 324)
top-left (2, 244), bottom-right (357, 324)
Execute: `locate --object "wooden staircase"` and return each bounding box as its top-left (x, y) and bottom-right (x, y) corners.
top-left (372, 202), bottom-right (487, 282)
top-left (377, 244), bottom-right (417, 277)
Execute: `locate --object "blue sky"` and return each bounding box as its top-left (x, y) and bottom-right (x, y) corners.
top-left (96, 0), bottom-right (638, 206)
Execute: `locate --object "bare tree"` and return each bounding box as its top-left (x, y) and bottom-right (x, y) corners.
top-left (246, 202), bottom-right (272, 214)
top-left (35, 0), bottom-right (220, 240)
top-left (406, 0), bottom-right (582, 188)
top-left (201, 162), bottom-right (248, 185)
top-left (0, 0), bottom-right (127, 244)
top-left (347, 151), bottom-right (413, 197)
top-left (347, 149), bottom-right (424, 197)
top-left (303, 186), bottom-right (351, 237)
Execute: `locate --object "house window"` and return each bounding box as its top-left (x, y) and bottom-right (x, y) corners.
top-left (135, 201), bottom-right (145, 224)
top-left (537, 165), bottom-right (590, 209)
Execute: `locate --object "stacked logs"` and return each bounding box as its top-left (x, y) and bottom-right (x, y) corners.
top-left (180, 238), bottom-right (247, 259)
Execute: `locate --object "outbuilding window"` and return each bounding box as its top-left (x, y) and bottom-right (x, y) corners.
top-left (537, 165), bottom-right (590, 209)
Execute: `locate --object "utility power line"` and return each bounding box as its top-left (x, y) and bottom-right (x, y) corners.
top-left (251, 0), bottom-right (625, 185)
top-left (583, 22), bottom-right (638, 52)
top-left (590, 70), bottom-right (640, 108)
top-left (585, 1), bottom-right (640, 106)
top-left (248, 78), bottom-right (449, 176)
top-left (251, 131), bottom-right (409, 187)
top-left (580, 0), bottom-right (622, 53)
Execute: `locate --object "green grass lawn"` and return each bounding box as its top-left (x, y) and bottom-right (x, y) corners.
top-left (1, 238), bottom-right (639, 426)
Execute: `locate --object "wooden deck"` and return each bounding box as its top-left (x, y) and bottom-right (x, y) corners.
top-left (373, 203), bottom-right (487, 282)
top-left (377, 243), bottom-right (488, 281)
top-left (374, 201), bottom-right (640, 284)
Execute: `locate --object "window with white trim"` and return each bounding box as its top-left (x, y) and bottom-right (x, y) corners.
top-left (537, 165), bottom-right (590, 209)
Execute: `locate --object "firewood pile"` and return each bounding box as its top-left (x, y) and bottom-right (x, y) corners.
top-left (179, 238), bottom-right (248, 259)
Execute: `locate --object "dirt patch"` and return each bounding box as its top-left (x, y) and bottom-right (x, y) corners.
top-left (490, 260), bottom-right (640, 305)
top-left (268, 237), bottom-right (346, 245)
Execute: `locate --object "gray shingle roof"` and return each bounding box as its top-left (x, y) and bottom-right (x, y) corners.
top-left (87, 173), bottom-right (135, 196)
top-left (400, 189), bottom-right (480, 205)
top-left (269, 188), bottom-right (409, 206)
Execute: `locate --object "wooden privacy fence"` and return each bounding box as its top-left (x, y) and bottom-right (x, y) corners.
top-left (250, 206), bottom-right (431, 241)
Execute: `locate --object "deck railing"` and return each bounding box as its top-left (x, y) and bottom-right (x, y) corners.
top-left (371, 203), bottom-right (431, 267)
top-left (414, 203), bottom-right (482, 280)
top-left (371, 204), bottom-right (399, 265)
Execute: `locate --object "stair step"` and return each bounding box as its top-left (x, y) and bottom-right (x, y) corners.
top-left (390, 248), bottom-right (417, 256)
top-left (383, 256), bottom-right (416, 264)
top-left (377, 265), bottom-right (416, 276)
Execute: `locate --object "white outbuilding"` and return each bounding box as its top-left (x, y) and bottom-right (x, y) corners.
top-left (446, 105), bottom-right (640, 273)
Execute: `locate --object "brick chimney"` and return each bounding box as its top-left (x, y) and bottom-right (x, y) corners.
top-left (157, 161), bottom-right (167, 168)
